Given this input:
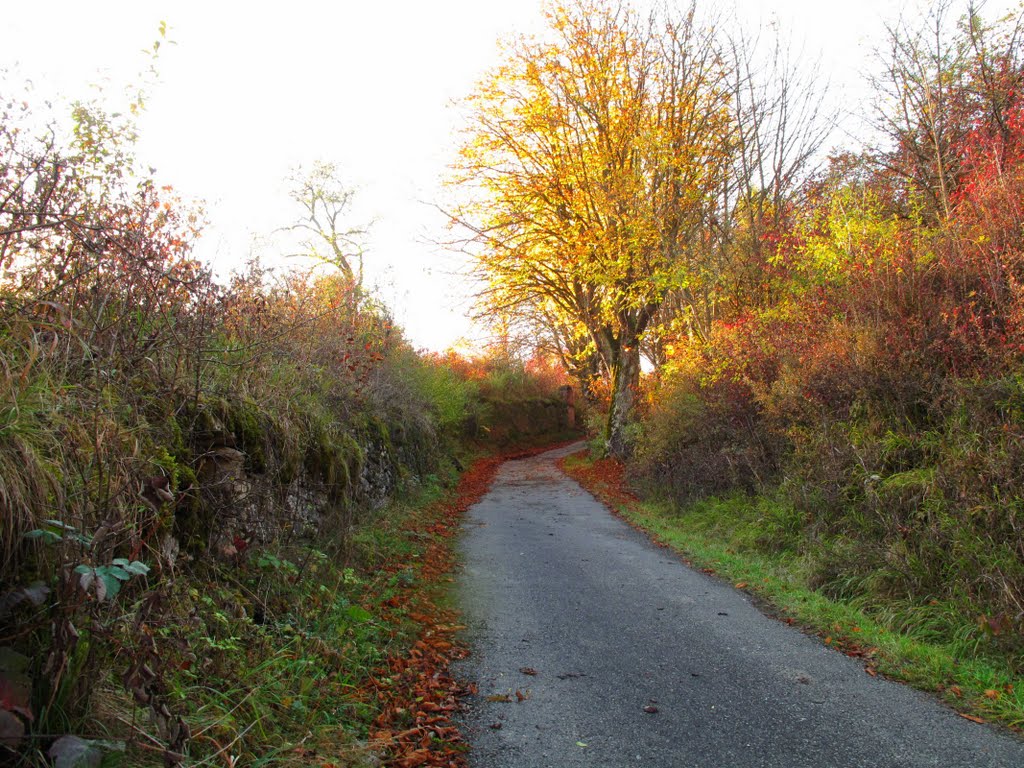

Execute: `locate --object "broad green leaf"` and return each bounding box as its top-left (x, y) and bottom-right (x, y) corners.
top-left (105, 566), bottom-right (131, 582)
top-left (97, 572), bottom-right (121, 600)
top-left (346, 605), bottom-right (373, 623)
top-left (48, 735), bottom-right (123, 768)
top-left (123, 561), bottom-right (150, 576)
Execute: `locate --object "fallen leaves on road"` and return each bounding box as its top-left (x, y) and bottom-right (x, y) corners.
top-left (366, 443), bottom-right (581, 767)
top-left (556, 453), bottom-right (637, 509)
top-left (366, 454), bottom-right (503, 768)
top-left (519, 667), bottom-right (538, 676)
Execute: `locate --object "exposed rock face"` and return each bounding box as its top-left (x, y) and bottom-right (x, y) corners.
top-left (197, 447), bottom-right (247, 491)
top-left (359, 438), bottom-right (397, 509)
top-left (175, 405), bottom-right (433, 557)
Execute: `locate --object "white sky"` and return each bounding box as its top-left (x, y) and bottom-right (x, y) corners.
top-left (2, 1), bottom-right (1018, 351)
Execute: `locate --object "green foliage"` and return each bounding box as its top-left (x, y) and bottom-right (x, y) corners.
top-left (150, 524), bottom-right (416, 766)
top-left (391, 348), bottom-right (479, 433)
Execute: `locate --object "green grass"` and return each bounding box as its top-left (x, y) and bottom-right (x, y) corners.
top-left (562, 452), bottom-right (1024, 731)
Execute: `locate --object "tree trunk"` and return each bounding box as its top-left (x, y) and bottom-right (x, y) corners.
top-left (604, 342), bottom-right (641, 459)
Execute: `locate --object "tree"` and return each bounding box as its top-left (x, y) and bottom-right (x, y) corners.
top-left (870, 1), bottom-right (1024, 223)
top-left (452, 0), bottom-right (730, 456)
top-left (284, 160), bottom-right (367, 290)
top-left (643, 27), bottom-right (832, 365)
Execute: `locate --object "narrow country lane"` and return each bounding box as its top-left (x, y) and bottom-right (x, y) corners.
top-left (455, 443), bottom-right (1024, 768)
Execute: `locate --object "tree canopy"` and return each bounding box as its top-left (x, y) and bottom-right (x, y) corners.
top-left (453, 0), bottom-right (732, 455)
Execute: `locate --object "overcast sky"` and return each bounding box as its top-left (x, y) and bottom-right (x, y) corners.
top-left (3, 1), bottom-right (1018, 351)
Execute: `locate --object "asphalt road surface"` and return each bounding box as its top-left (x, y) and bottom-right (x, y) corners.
top-left (454, 443), bottom-right (1024, 767)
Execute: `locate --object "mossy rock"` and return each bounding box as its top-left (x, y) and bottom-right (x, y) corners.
top-left (217, 397), bottom-right (272, 473)
top-left (178, 395), bottom-right (277, 474)
top-left (304, 426), bottom-right (364, 501)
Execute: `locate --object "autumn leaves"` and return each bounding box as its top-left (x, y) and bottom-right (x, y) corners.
top-left (451, 0), bottom-right (817, 457)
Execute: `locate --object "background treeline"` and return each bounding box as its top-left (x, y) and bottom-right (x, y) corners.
top-left (456, 0), bottom-right (1024, 668)
top-left (0, 90), bottom-right (573, 764)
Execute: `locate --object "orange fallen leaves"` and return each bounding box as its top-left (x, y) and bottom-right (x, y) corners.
top-left (365, 442), bottom-right (575, 767)
top-left (364, 455), bottom-right (504, 768)
top-left (557, 453), bottom-right (637, 510)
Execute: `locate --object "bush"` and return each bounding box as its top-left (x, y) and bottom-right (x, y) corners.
top-left (632, 363), bottom-right (785, 502)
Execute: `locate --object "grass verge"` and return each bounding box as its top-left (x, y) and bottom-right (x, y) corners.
top-left (558, 449), bottom-right (1024, 733)
top-left (165, 469), bottom-right (488, 768)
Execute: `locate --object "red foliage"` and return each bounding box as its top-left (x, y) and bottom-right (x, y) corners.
top-left (522, 353), bottom-right (571, 393)
top-left (699, 105), bottom-right (1024, 412)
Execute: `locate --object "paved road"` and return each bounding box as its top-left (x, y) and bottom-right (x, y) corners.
top-left (454, 443), bottom-right (1024, 767)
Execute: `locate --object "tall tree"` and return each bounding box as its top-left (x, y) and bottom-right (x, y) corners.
top-left (453, 0), bottom-right (730, 456)
top-left (644, 27), bottom-right (832, 365)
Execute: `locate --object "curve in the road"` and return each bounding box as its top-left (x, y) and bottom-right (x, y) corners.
top-left (455, 443), bottom-right (1024, 768)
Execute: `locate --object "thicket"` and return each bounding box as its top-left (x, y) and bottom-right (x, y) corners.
top-left (429, 348), bottom-right (575, 444)
top-left (629, 2), bottom-right (1024, 663)
top-left (0, 88), bottom-right (568, 764)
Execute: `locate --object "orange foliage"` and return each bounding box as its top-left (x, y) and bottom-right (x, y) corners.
top-left (425, 348), bottom-right (570, 398)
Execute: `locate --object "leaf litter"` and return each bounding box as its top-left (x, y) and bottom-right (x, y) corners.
top-left (367, 441), bottom-right (580, 767)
